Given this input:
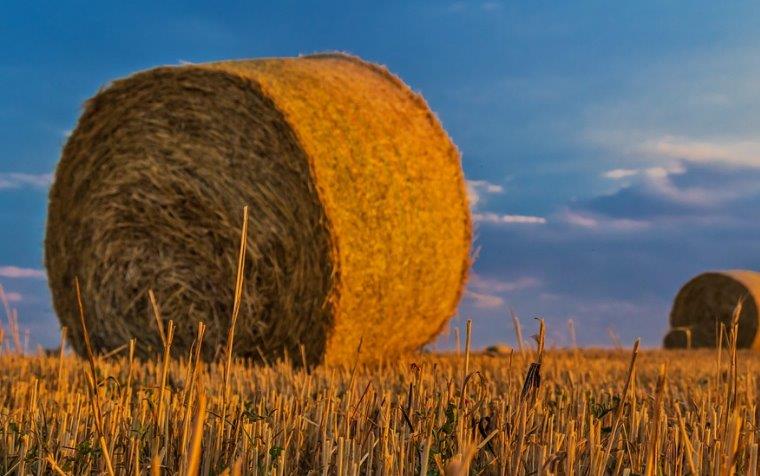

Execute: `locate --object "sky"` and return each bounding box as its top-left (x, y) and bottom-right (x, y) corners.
top-left (2, 1), bottom-right (760, 350)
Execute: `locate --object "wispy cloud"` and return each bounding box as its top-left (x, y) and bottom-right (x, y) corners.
top-left (0, 266), bottom-right (46, 279)
top-left (467, 179), bottom-right (545, 225)
top-left (603, 168), bottom-right (639, 180)
top-left (558, 210), bottom-right (650, 231)
top-left (468, 179), bottom-right (504, 195)
top-left (465, 274), bottom-right (541, 309)
top-left (601, 162), bottom-right (751, 208)
top-left (466, 178), bottom-right (546, 225)
top-left (470, 274), bottom-right (541, 293)
top-left (465, 291), bottom-right (505, 309)
top-left (560, 211), bottom-right (598, 228)
top-left (642, 135), bottom-right (760, 168)
top-left (603, 163), bottom-right (685, 181)
top-left (643, 167), bottom-right (719, 206)
top-left (474, 212), bottom-right (547, 225)
top-left (467, 179), bottom-right (504, 208)
top-left (0, 173), bottom-right (53, 190)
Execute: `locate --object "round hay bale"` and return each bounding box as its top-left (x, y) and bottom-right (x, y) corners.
top-left (662, 328), bottom-right (692, 349)
top-left (45, 53), bottom-right (472, 365)
top-left (665, 270), bottom-right (760, 349)
top-left (484, 343), bottom-right (511, 356)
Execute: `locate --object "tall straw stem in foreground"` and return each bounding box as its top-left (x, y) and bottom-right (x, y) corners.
top-left (74, 277), bottom-right (115, 476)
top-left (598, 337), bottom-right (640, 476)
top-left (218, 205), bottom-right (249, 456)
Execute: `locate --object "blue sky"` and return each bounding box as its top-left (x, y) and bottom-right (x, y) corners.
top-left (2, 1), bottom-right (760, 349)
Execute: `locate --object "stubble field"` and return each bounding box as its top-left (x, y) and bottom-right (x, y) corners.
top-left (0, 319), bottom-right (757, 475)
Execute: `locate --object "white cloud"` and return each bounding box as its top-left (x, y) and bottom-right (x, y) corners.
top-left (590, 133), bottom-right (760, 185)
top-left (559, 210), bottom-right (649, 231)
top-left (603, 162), bottom-right (743, 207)
top-left (466, 179), bottom-right (504, 208)
top-left (641, 135), bottom-right (760, 168)
top-left (561, 211), bottom-right (598, 228)
top-left (465, 291), bottom-right (505, 309)
top-left (464, 274), bottom-right (541, 310)
top-left (470, 274), bottom-right (541, 293)
top-left (474, 212), bottom-right (547, 225)
top-left (603, 163), bottom-right (686, 181)
top-left (642, 168), bottom-right (717, 206)
top-left (468, 180), bottom-right (504, 194)
top-left (0, 173), bottom-right (53, 190)
top-left (0, 266), bottom-right (46, 279)
top-left (603, 168), bottom-right (639, 180)
top-left (602, 162), bottom-right (731, 206)
top-left (467, 179), bottom-right (544, 226)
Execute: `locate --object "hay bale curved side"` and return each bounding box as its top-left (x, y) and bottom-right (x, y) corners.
top-left (665, 270), bottom-right (760, 349)
top-left (45, 54), bottom-right (471, 364)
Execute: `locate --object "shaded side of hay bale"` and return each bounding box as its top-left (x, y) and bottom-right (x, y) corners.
top-left (45, 53), bottom-right (471, 364)
top-left (46, 68), bottom-right (335, 362)
top-left (662, 328), bottom-right (692, 349)
top-left (665, 270), bottom-right (760, 349)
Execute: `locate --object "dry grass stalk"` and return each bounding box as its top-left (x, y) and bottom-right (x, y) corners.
top-left (0, 284), bottom-right (21, 353)
top-left (599, 337), bottom-right (640, 476)
top-left (224, 205), bottom-right (249, 389)
top-left (56, 326), bottom-right (67, 391)
top-left (511, 308), bottom-right (525, 354)
top-left (74, 277), bottom-right (115, 476)
top-left (463, 319), bottom-right (472, 382)
top-left (567, 318), bottom-right (577, 348)
top-left (45, 453), bottom-right (68, 476)
top-left (187, 388), bottom-right (207, 475)
top-left (644, 364), bottom-right (666, 476)
top-left (148, 289), bottom-right (166, 346)
top-left (219, 205), bottom-right (249, 459)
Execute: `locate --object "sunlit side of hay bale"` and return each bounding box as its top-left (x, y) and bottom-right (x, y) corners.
top-left (664, 270), bottom-right (760, 349)
top-left (45, 53), bottom-right (471, 364)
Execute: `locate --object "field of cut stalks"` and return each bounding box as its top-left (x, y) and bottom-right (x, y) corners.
top-left (0, 312), bottom-right (759, 476)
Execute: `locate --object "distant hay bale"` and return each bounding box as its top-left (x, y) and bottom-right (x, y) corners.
top-left (45, 53), bottom-right (471, 365)
top-left (484, 343), bottom-right (511, 356)
top-left (664, 270), bottom-right (760, 349)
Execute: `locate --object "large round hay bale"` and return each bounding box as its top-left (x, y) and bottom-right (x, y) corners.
top-left (45, 53), bottom-right (471, 365)
top-left (664, 270), bottom-right (760, 349)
